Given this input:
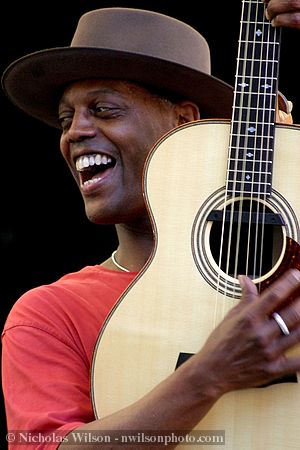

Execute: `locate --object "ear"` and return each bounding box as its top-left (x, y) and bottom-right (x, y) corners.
top-left (175, 101), bottom-right (200, 125)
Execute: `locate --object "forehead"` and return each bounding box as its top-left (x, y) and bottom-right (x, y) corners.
top-left (59, 79), bottom-right (153, 105)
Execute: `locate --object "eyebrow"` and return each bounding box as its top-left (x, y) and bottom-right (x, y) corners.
top-left (59, 87), bottom-right (125, 108)
top-left (85, 88), bottom-right (123, 97)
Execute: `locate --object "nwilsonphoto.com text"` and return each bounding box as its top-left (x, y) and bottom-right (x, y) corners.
top-left (6, 430), bottom-right (225, 446)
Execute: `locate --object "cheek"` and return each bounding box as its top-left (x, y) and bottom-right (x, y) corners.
top-left (59, 136), bottom-right (74, 172)
top-left (59, 137), bottom-right (78, 182)
top-left (59, 135), bottom-right (69, 158)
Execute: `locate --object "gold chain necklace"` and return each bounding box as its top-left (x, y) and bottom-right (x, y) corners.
top-left (111, 250), bottom-right (130, 272)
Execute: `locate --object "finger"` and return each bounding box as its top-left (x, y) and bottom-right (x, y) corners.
top-left (269, 353), bottom-right (300, 377)
top-left (264, 0), bottom-right (300, 27)
top-left (271, 12), bottom-right (300, 28)
top-left (270, 296), bottom-right (300, 337)
top-left (275, 326), bottom-right (300, 355)
top-left (255, 269), bottom-right (300, 315)
top-left (266, 0), bottom-right (300, 15)
top-left (276, 109), bottom-right (293, 124)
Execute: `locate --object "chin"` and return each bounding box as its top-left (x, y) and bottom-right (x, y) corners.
top-left (85, 207), bottom-right (118, 225)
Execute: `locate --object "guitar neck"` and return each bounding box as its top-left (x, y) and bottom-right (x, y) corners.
top-left (227, 0), bottom-right (282, 198)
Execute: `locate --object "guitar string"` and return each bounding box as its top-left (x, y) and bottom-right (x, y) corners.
top-left (216, 0), bottom-right (248, 326)
top-left (239, 0), bottom-right (266, 283)
top-left (254, 3), bottom-right (279, 283)
top-left (255, 1), bottom-right (270, 282)
top-left (244, 0), bottom-right (263, 282)
top-left (229, 0), bottom-right (253, 288)
top-left (238, 1), bottom-right (277, 286)
top-left (217, 0), bottom-right (249, 326)
top-left (263, 7), bottom-right (280, 278)
top-left (233, 0), bottom-right (255, 282)
top-left (249, 0), bottom-right (261, 283)
top-left (215, 0), bottom-right (245, 326)
top-left (228, 0), bottom-right (252, 294)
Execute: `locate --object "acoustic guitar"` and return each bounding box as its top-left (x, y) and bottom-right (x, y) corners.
top-left (91, 1), bottom-right (300, 448)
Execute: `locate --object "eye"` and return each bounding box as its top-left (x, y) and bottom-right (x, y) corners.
top-left (58, 114), bottom-right (73, 131)
top-left (95, 105), bottom-right (111, 113)
top-left (94, 105), bottom-right (122, 118)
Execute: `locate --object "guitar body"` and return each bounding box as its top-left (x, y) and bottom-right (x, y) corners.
top-left (92, 120), bottom-right (300, 449)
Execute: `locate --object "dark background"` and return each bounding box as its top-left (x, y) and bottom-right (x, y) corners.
top-left (1, 1), bottom-right (299, 447)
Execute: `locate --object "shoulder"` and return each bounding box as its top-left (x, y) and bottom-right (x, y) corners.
top-left (2, 265), bottom-right (136, 339)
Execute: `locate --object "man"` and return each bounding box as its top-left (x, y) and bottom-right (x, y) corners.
top-left (2, 3), bottom-right (300, 449)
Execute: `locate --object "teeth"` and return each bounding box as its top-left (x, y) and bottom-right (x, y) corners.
top-left (83, 176), bottom-right (102, 186)
top-left (76, 153), bottom-right (112, 172)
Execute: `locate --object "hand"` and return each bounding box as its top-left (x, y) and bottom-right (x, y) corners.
top-left (264, 0), bottom-right (300, 29)
top-left (195, 269), bottom-right (300, 395)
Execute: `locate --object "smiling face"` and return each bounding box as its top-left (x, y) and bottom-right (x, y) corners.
top-left (58, 79), bottom-right (181, 226)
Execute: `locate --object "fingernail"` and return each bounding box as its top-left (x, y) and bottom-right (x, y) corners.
top-left (287, 101), bottom-right (293, 114)
top-left (265, 9), bottom-right (271, 20)
top-left (238, 275), bottom-right (246, 289)
top-left (290, 269), bottom-right (300, 282)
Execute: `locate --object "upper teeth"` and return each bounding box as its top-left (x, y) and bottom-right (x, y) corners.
top-left (76, 153), bottom-right (112, 172)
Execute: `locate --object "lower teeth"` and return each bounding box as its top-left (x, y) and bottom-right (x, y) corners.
top-left (83, 176), bottom-right (102, 186)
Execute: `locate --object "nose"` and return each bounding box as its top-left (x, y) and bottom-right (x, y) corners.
top-left (66, 109), bottom-right (97, 143)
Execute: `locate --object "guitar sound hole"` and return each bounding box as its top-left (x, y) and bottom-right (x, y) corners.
top-left (209, 200), bottom-right (284, 279)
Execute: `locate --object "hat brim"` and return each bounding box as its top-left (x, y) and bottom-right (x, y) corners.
top-left (2, 47), bottom-right (233, 128)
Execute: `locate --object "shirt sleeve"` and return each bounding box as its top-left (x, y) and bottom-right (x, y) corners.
top-left (2, 323), bottom-right (95, 450)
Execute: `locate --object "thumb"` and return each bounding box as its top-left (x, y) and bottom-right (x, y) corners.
top-left (238, 275), bottom-right (258, 302)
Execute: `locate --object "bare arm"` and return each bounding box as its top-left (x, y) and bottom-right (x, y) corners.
top-left (60, 270), bottom-right (300, 449)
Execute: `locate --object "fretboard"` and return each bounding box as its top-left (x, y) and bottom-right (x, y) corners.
top-left (227, 0), bottom-right (281, 197)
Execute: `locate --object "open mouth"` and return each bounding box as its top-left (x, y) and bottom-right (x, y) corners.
top-left (75, 153), bottom-right (116, 186)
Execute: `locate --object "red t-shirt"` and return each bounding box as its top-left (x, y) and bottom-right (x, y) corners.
top-left (2, 265), bottom-right (137, 449)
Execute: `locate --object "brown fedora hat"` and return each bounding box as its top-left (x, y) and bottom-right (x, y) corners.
top-left (1, 7), bottom-right (233, 128)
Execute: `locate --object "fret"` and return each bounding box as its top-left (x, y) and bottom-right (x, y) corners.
top-left (229, 156), bottom-right (272, 162)
top-left (238, 57), bottom-right (279, 63)
top-left (235, 75), bottom-right (277, 80)
top-left (235, 91), bottom-right (276, 98)
top-left (233, 106), bottom-right (275, 113)
top-left (231, 134), bottom-right (274, 141)
top-left (240, 20), bottom-right (271, 24)
top-left (240, 39), bottom-right (279, 45)
top-left (231, 119), bottom-right (275, 126)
